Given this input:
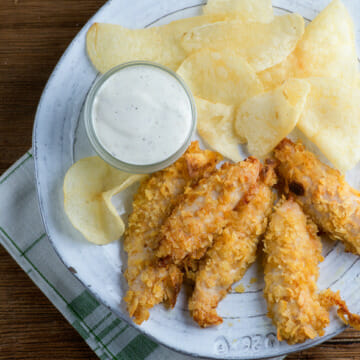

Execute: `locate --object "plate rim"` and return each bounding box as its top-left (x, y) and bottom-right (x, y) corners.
top-left (32, 1), bottom-right (349, 358)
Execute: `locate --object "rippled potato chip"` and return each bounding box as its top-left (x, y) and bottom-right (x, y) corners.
top-left (195, 96), bottom-right (243, 162)
top-left (235, 79), bottom-right (310, 157)
top-left (294, 0), bottom-right (357, 83)
top-left (86, 15), bottom-right (224, 73)
top-left (203, 0), bottom-right (273, 23)
top-left (181, 14), bottom-right (304, 72)
top-left (177, 48), bottom-right (263, 106)
top-left (297, 78), bottom-right (360, 172)
top-left (64, 156), bottom-right (146, 245)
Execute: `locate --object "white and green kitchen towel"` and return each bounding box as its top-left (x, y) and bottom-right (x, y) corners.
top-left (0, 151), bottom-right (197, 360)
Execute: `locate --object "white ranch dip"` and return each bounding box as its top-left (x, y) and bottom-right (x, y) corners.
top-left (92, 64), bottom-right (193, 165)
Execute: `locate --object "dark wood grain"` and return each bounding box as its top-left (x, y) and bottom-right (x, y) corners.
top-left (1, 0), bottom-right (360, 359)
top-left (0, 246), bottom-right (98, 360)
top-left (0, 0), bottom-right (106, 174)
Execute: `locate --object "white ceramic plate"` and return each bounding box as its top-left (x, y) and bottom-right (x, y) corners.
top-left (33, 1), bottom-right (360, 358)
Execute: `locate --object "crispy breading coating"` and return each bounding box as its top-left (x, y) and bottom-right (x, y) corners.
top-left (263, 198), bottom-right (330, 344)
top-left (156, 157), bottom-right (262, 264)
top-left (274, 139), bottom-right (360, 255)
top-left (320, 289), bottom-right (360, 330)
top-left (183, 257), bottom-right (200, 283)
top-left (189, 162), bottom-right (276, 327)
top-left (124, 142), bottom-right (222, 324)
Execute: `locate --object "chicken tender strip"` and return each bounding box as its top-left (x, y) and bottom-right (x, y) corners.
top-left (157, 157), bottom-right (262, 264)
top-left (263, 198), bottom-right (330, 344)
top-left (189, 162), bottom-right (276, 327)
top-left (274, 139), bottom-right (360, 255)
top-left (124, 141), bottom-right (222, 324)
top-left (264, 197), bottom-right (360, 343)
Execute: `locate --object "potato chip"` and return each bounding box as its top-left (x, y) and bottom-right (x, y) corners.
top-left (86, 15), bottom-right (224, 73)
top-left (195, 96), bottom-right (243, 162)
top-left (297, 78), bottom-right (360, 172)
top-left (181, 14), bottom-right (304, 72)
top-left (64, 156), bottom-right (146, 245)
top-left (294, 0), bottom-right (357, 82)
top-left (258, 52), bottom-right (298, 91)
top-left (235, 79), bottom-right (310, 157)
top-left (259, 1), bottom-right (358, 90)
top-left (203, 0), bottom-right (273, 23)
top-left (177, 48), bottom-right (263, 106)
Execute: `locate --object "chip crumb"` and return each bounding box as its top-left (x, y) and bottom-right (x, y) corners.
top-left (250, 277), bottom-right (257, 284)
top-left (234, 284), bottom-right (245, 293)
top-left (228, 322), bottom-right (233, 327)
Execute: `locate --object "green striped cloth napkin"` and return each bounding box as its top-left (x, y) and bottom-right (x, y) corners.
top-left (0, 151), bottom-right (196, 360)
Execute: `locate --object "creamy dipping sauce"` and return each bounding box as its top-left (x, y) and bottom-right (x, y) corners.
top-left (92, 64), bottom-right (193, 165)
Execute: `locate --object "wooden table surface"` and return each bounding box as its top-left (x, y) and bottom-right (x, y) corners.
top-left (1, 1), bottom-right (360, 359)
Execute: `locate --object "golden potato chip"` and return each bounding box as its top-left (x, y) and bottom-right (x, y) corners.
top-left (86, 15), bottom-right (224, 73)
top-left (294, 0), bottom-right (357, 82)
top-left (235, 79), bottom-right (310, 157)
top-left (297, 78), bottom-right (360, 172)
top-left (259, 1), bottom-right (358, 90)
top-left (195, 96), bottom-right (243, 162)
top-left (181, 14), bottom-right (304, 72)
top-left (177, 48), bottom-right (263, 106)
top-left (64, 156), bottom-right (146, 245)
top-left (258, 52), bottom-right (298, 91)
top-left (203, 0), bottom-right (273, 23)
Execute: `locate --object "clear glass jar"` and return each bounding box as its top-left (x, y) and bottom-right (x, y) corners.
top-left (84, 61), bottom-right (197, 174)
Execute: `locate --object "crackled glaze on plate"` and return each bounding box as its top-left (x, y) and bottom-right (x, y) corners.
top-left (33, 0), bottom-right (360, 358)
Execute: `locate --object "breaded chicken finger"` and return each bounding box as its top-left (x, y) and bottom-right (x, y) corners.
top-left (157, 157), bottom-right (262, 264)
top-left (189, 162), bottom-right (276, 327)
top-left (263, 198), bottom-right (330, 344)
top-left (264, 198), bottom-right (360, 343)
top-left (274, 139), bottom-right (360, 255)
top-left (124, 142), bottom-right (221, 324)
